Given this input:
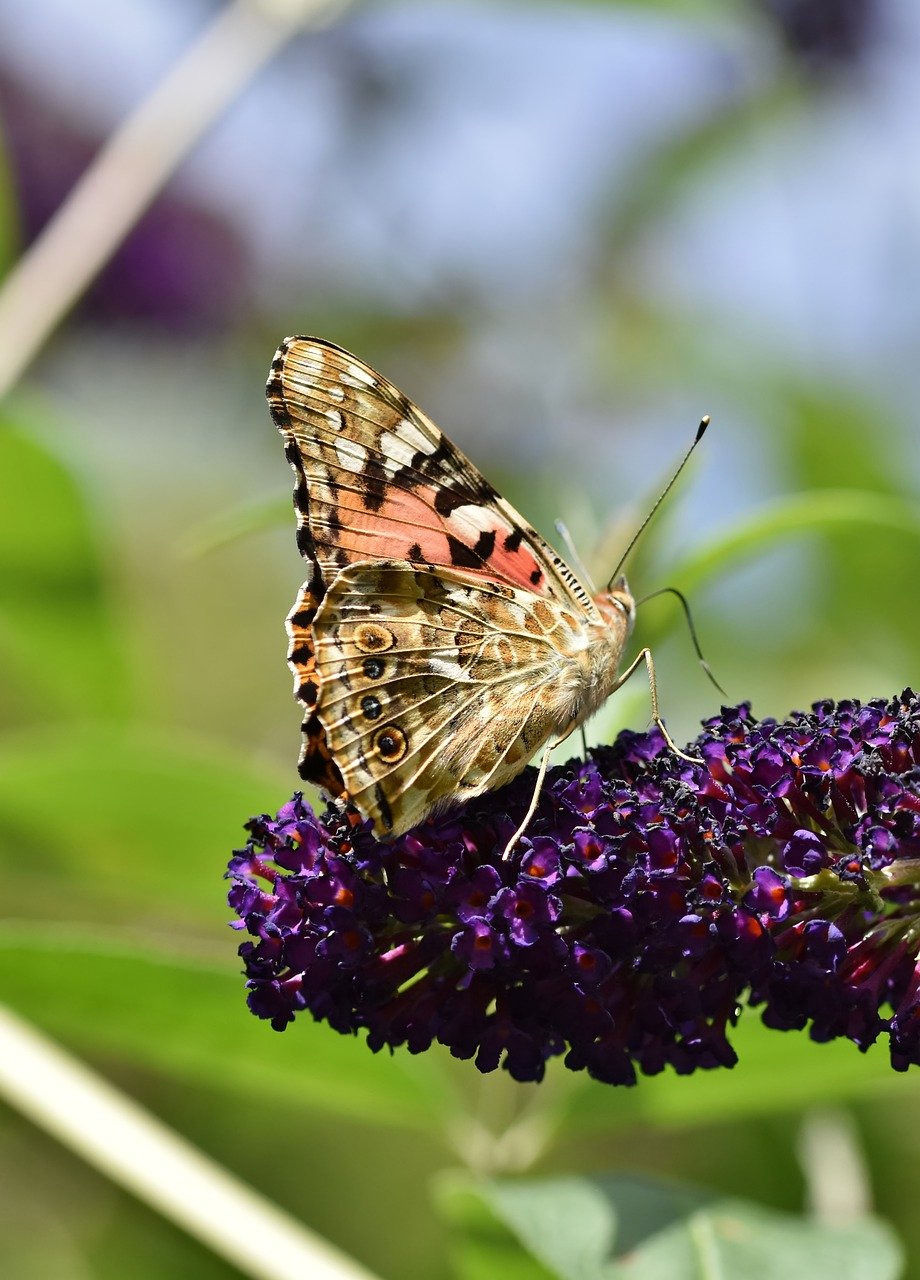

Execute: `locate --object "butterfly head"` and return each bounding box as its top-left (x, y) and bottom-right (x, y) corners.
top-left (595, 574), bottom-right (635, 636)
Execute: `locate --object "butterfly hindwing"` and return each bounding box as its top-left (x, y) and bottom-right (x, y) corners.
top-left (311, 561), bottom-right (589, 836)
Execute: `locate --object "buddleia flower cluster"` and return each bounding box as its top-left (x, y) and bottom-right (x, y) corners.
top-left (227, 691), bottom-right (920, 1085)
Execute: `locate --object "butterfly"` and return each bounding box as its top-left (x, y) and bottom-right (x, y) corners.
top-left (267, 337), bottom-right (702, 848)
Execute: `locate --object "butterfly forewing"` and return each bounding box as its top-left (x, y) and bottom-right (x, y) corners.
top-left (268, 337), bottom-right (597, 610)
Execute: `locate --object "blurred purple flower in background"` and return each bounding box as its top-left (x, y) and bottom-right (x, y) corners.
top-left (757, 0), bottom-right (881, 69)
top-left (228, 690), bottom-right (920, 1085)
top-left (0, 67), bottom-right (252, 329)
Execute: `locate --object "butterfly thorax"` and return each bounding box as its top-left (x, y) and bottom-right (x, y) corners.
top-left (550, 575), bottom-right (635, 734)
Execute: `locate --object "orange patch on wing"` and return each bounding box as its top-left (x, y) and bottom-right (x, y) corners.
top-left (333, 480), bottom-right (547, 593)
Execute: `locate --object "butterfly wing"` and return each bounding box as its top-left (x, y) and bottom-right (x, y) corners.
top-left (311, 561), bottom-right (593, 836)
top-left (267, 336), bottom-right (597, 610)
top-left (267, 336), bottom-right (610, 829)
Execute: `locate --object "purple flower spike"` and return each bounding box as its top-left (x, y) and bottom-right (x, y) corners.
top-left (227, 691), bottom-right (920, 1085)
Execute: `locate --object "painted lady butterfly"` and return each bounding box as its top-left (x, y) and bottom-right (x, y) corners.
top-left (268, 337), bottom-right (702, 846)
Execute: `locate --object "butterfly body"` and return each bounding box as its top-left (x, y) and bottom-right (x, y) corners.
top-left (269, 337), bottom-right (638, 838)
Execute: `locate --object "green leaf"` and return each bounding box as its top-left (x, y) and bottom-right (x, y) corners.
top-left (442, 1175), bottom-right (903, 1280)
top-left (440, 1174), bottom-right (684, 1279)
top-left (0, 930), bottom-right (451, 1135)
top-left (0, 416), bottom-right (131, 721)
top-left (438, 1175), bottom-right (557, 1280)
top-left (457, 1176), bottom-right (621, 1280)
top-left (615, 1197), bottom-right (902, 1280)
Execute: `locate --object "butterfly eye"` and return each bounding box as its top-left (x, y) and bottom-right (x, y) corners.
top-left (354, 623), bottom-right (395, 653)
top-left (362, 657), bottom-right (385, 680)
top-left (374, 725), bottom-right (407, 763)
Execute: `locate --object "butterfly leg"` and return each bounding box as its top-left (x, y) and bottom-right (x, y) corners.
top-left (613, 648), bottom-right (703, 765)
top-left (502, 743), bottom-right (553, 861)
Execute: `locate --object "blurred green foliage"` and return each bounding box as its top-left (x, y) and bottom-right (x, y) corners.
top-left (440, 1174), bottom-right (903, 1279)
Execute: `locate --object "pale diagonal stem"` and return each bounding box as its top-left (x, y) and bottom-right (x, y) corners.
top-left (0, 0), bottom-right (350, 402)
top-left (0, 1006), bottom-right (380, 1280)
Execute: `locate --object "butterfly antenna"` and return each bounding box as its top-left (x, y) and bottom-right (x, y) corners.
top-left (635, 585), bottom-right (727, 697)
top-left (605, 415), bottom-right (710, 590)
top-left (554, 518), bottom-right (597, 592)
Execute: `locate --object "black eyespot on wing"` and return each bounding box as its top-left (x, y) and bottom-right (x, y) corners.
top-left (374, 724), bottom-right (407, 763)
top-left (363, 657), bottom-right (384, 679)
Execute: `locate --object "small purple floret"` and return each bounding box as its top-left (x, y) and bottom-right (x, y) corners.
top-left (227, 690), bottom-right (920, 1083)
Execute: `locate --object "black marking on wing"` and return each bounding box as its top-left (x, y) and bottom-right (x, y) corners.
top-left (474, 529), bottom-right (496, 560)
top-left (268, 336), bottom-right (598, 611)
top-left (375, 783), bottom-right (394, 833)
top-left (447, 535), bottom-right (483, 570)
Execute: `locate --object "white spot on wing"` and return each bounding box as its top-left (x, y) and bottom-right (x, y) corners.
top-left (429, 656), bottom-right (468, 682)
top-left (340, 363), bottom-right (376, 389)
top-left (379, 430), bottom-right (419, 469)
top-left (328, 384), bottom-right (345, 402)
top-left (335, 439), bottom-right (367, 473)
top-left (326, 409), bottom-right (344, 430)
top-left (398, 418), bottom-right (433, 455)
top-left (298, 347), bottom-right (324, 374)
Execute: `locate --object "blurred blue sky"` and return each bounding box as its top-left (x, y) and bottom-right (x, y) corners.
top-left (0, 1), bottom-right (746, 302)
top-left (3, 1), bottom-right (918, 435)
